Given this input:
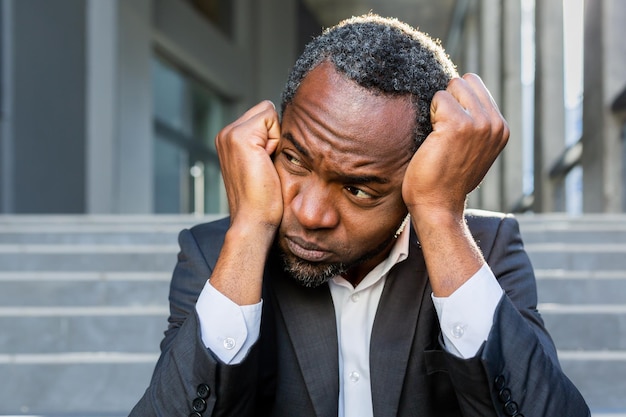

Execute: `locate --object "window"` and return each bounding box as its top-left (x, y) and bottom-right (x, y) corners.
top-left (152, 55), bottom-right (229, 214)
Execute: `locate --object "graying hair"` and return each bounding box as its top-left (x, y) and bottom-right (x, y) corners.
top-left (281, 13), bottom-right (458, 151)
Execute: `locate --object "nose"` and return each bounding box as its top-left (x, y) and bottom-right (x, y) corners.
top-left (290, 180), bottom-right (340, 230)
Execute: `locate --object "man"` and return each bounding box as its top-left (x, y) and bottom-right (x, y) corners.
top-left (131, 14), bottom-right (589, 417)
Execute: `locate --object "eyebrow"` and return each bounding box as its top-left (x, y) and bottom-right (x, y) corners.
top-left (282, 132), bottom-right (390, 185)
top-left (283, 132), bottom-right (310, 158)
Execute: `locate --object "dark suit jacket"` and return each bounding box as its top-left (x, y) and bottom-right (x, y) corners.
top-left (130, 209), bottom-right (589, 417)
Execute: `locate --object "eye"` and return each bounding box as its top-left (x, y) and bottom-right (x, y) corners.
top-left (285, 152), bottom-right (303, 167)
top-left (345, 186), bottom-right (374, 200)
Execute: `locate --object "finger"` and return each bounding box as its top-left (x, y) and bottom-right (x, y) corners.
top-left (264, 112), bottom-right (281, 154)
top-left (232, 100), bottom-right (277, 128)
top-left (444, 76), bottom-right (486, 116)
top-left (461, 74), bottom-right (510, 143)
top-left (430, 89), bottom-right (473, 128)
top-left (461, 73), bottom-right (503, 117)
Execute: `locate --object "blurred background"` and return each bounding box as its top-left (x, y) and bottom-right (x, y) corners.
top-left (0, 0), bottom-right (625, 416)
top-left (0, 0), bottom-right (624, 216)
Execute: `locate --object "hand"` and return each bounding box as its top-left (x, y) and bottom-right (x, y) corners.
top-left (401, 74), bottom-right (509, 296)
top-left (402, 73), bottom-right (509, 219)
top-left (215, 101), bottom-right (283, 232)
top-left (211, 101), bottom-right (282, 305)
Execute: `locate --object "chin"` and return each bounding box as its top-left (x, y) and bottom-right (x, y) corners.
top-left (279, 250), bottom-right (347, 288)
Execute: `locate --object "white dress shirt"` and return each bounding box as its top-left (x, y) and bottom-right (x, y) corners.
top-left (195, 225), bottom-right (503, 417)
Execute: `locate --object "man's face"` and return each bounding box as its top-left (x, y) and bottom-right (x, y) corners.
top-left (274, 62), bottom-right (416, 287)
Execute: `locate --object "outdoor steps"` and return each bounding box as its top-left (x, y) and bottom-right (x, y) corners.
top-left (0, 213), bottom-right (624, 416)
top-left (517, 214), bottom-right (626, 415)
top-left (0, 215), bottom-right (222, 416)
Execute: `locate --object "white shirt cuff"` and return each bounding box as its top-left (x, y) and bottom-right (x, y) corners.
top-left (431, 264), bottom-right (503, 358)
top-left (195, 280), bottom-right (262, 364)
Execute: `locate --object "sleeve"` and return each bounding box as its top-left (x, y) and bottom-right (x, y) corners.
top-left (431, 264), bottom-right (503, 358)
top-left (128, 226), bottom-right (262, 417)
top-left (428, 214), bottom-right (590, 417)
top-left (196, 281), bottom-right (262, 364)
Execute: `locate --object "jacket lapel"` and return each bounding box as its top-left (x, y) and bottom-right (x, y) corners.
top-left (271, 264), bottom-right (339, 417)
top-left (370, 233), bottom-right (429, 417)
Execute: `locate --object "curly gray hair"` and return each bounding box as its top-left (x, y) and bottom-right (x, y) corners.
top-left (281, 13), bottom-right (458, 150)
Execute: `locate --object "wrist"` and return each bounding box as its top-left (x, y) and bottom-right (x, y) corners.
top-left (226, 219), bottom-right (278, 252)
top-left (408, 206), bottom-right (466, 237)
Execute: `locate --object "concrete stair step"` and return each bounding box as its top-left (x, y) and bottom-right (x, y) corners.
top-left (520, 228), bottom-right (626, 244)
top-left (560, 353), bottom-right (626, 411)
top-left (524, 243), bottom-right (626, 270)
top-left (535, 269), bottom-right (626, 304)
top-left (0, 245), bottom-right (178, 271)
top-left (517, 214), bottom-right (626, 244)
top-left (539, 304), bottom-right (626, 350)
top-left (0, 214), bottom-right (221, 244)
top-left (0, 310), bottom-right (166, 354)
top-left (0, 230), bottom-right (181, 245)
top-left (0, 213), bottom-right (623, 415)
top-left (516, 213), bottom-right (626, 225)
top-left (0, 359), bottom-right (155, 415)
top-left (0, 214), bottom-right (219, 226)
top-left (519, 224), bottom-right (626, 245)
top-left (0, 272), bottom-right (170, 307)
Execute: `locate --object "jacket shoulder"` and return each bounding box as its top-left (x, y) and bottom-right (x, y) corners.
top-left (183, 216), bottom-right (230, 268)
top-left (464, 209), bottom-right (518, 257)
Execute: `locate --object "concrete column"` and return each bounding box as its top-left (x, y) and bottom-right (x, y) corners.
top-left (0, 0), bottom-right (15, 213)
top-left (500, 0), bottom-right (524, 211)
top-left (581, 0), bottom-right (626, 212)
top-left (533, 0), bottom-right (566, 212)
top-left (116, 0), bottom-right (154, 213)
top-left (255, 0), bottom-right (297, 105)
top-left (468, 0), bottom-right (502, 211)
top-left (86, 0), bottom-right (118, 213)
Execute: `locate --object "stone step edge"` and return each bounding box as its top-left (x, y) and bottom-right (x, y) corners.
top-left (518, 222), bottom-right (626, 231)
top-left (0, 351), bottom-right (159, 364)
top-left (535, 269), bottom-right (626, 280)
top-left (4, 242), bottom-right (626, 253)
top-left (0, 244), bottom-right (179, 253)
top-left (0, 242), bottom-right (626, 250)
top-left (0, 269), bottom-right (623, 281)
top-left (0, 224), bottom-right (197, 233)
top-left (0, 271), bottom-right (171, 281)
top-left (0, 214), bottom-right (224, 223)
top-left (525, 243), bottom-right (626, 252)
top-left (0, 306), bottom-right (168, 317)
top-left (538, 303), bottom-right (626, 314)
top-left (1, 269), bottom-right (622, 281)
top-left (3, 303), bottom-right (623, 317)
top-left (1, 349), bottom-right (624, 365)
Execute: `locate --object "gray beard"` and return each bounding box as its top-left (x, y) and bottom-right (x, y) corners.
top-left (279, 251), bottom-right (348, 288)
top-left (278, 229), bottom-right (398, 288)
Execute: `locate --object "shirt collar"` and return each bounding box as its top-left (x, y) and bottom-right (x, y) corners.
top-left (330, 222), bottom-right (411, 291)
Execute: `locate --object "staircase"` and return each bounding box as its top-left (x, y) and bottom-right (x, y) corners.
top-left (0, 214), bottom-right (222, 416)
top-left (517, 214), bottom-right (626, 416)
top-left (0, 213), bottom-right (624, 416)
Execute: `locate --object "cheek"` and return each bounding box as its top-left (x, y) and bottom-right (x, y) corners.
top-left (275, 166), bottom-right (298, 203)
top-left (341, 200), bottom-right (406, 239)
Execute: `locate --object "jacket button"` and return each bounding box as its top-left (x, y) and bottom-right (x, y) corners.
top-left (197, 383), bottom-right (211, 399)
top-left (494, 375), bottom-right (506, 390)
top-left (504, 400), bottom-right (519, 416)
top-left (498, 388), bottom-right (512, 403)
top-left (192, 398), bottom-right (207, 413)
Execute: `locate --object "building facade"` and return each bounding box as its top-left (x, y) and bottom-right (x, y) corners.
top-left (1, 0), bottom-right (625, 215)
top-left (0, 0), bottom-right (318, 215)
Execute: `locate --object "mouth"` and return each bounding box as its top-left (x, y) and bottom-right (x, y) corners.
top-left (284, 236), bottom-right (332, 263)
